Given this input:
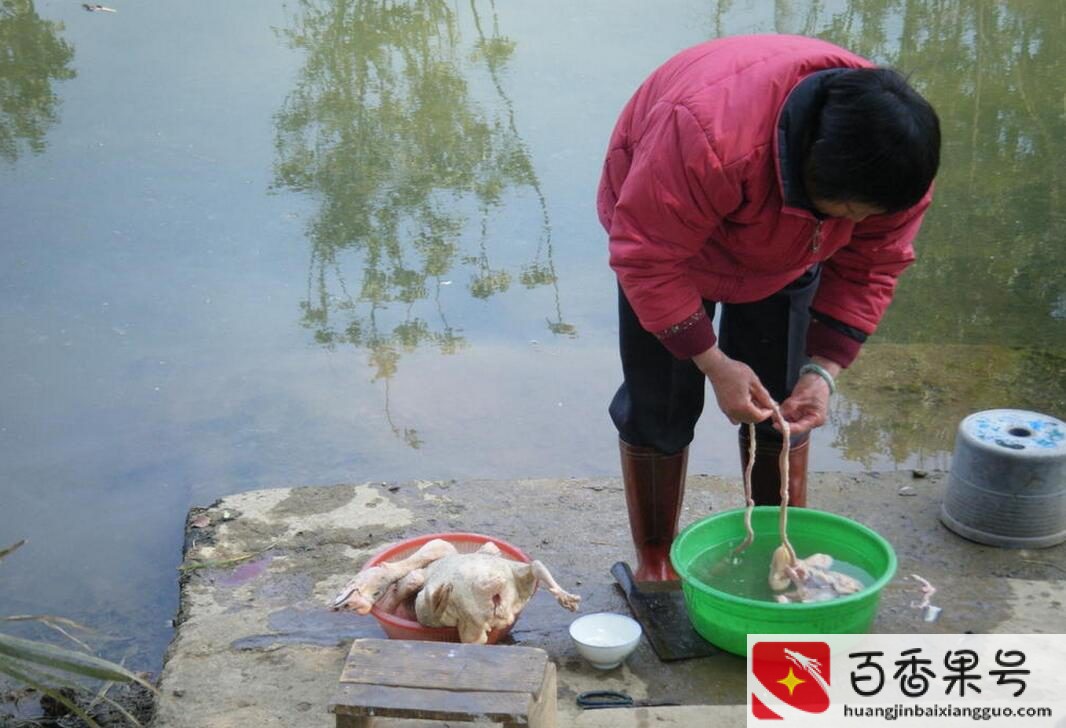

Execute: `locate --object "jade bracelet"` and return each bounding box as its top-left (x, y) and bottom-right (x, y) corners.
top-left (799, 362), bottom-right (836, 395)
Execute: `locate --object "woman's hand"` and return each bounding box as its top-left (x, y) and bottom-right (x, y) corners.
top-left (693, 347), bottom-right (774, 425)
top-left (777, 357), bottom-right (841, 436)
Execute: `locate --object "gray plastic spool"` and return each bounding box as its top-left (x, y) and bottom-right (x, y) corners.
top-left (941, 409), bottom-right (1066, 548)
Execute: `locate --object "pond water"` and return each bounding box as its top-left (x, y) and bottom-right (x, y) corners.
top-left (1, 0), bottom-right (1064, 671)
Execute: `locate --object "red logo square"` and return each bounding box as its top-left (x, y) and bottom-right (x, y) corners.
top-left (751, 641), bottom-right (831, 719)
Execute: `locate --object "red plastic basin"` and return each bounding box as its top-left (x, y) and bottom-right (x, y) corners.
top-left (363, 532), bottom-right (532, 643)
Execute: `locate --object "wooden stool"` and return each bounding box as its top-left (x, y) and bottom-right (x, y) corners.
top-left (329, 639), bottom-right (557, 728)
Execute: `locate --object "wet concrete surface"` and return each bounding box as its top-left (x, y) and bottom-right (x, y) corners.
top-left (151, 473), bottom-right (1065, 727)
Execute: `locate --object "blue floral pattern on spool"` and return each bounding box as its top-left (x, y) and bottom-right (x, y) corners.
top-left (965, 410), bottom-right (1066, 451)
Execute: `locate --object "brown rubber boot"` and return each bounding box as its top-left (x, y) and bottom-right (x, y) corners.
top-left (739, 429), bottom-right (809, 507)
top-left (619, 438), bottom-right (687, 581)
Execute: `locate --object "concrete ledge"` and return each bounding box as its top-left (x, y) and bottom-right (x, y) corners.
top-left (571, 704), bottom-right (745, 727)
top-left (151, 472), bottom-right (1065, 727)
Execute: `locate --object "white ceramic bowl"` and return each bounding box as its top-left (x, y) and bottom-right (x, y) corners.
top-left (568, 613), bottom-right (642, 670)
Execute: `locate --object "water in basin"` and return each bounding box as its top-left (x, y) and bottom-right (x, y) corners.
top-left (689, 538), bottom-right (875, 603)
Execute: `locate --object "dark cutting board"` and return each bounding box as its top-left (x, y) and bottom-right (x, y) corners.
top-left (611, 561), bottom-right (720, 661)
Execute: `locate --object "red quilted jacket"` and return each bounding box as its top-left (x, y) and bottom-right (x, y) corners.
top-left (597, 35), bottom-right (932, 367)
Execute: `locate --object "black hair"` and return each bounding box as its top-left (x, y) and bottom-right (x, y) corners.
top-left (805, 68), bottom-right (940, 213)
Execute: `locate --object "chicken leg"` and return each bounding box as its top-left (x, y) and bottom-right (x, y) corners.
top-left (331, 538), bottom-right (456, 614)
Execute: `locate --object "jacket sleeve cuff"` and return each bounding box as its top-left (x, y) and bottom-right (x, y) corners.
top-left (806, 319), bottom-right (862, 368)
top-left (655, 308), bottom-right (717, 359)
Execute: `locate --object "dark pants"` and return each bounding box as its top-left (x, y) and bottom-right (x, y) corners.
top-left (609, 266), bottom-right (821, 454)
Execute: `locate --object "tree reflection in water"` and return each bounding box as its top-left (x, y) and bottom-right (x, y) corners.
top-left (273, 0), bottom-right (573, 447)
top-left (0, 0), bottom-right (75, 163)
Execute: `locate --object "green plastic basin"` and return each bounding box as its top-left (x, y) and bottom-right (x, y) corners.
top-left (670, 506), bottom-right (897, 656)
